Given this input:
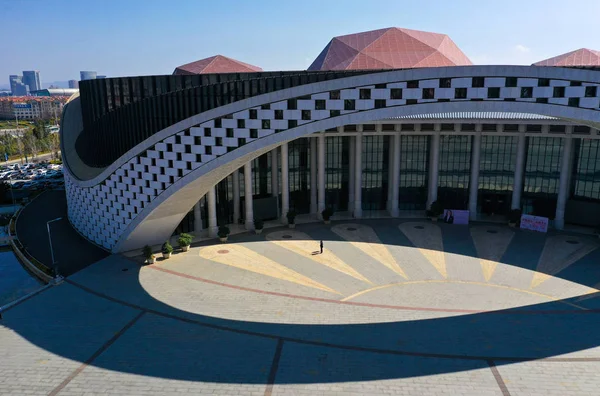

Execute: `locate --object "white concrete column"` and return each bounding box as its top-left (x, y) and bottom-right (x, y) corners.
top-left (317, 133), bottom-right (326, 217)
top-left (232, 169), bottom-right (240, 225)
top-left (468, 133), bottom-right (482, 220)
top-left (310, 138), bottom-right (317, 214)
top-left (244, 162), bottom-right (254, 230)
top-left (271, 148), bottom-right (278, 197)
top-left (354, 133), bottom-right (363, 218)
top-left (207, 186), bottom-right (218, 237)
top-left (390, 134), bottom-right (401, 217)
top-left (427, 133), bottom-right (440, 208)
top-left (348, 135), bottom-right (355, 211)
top-left (280, 142), bottom-right (289, 223)
top-left (193, 200), bottom-right (203, 233)
top-left (511, 131), bottom-right (527, 210)
top-left (555, 134), bottom-right (573, 230)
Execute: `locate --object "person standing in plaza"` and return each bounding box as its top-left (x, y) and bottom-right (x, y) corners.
top-left (320, 240), bottom-right (323, 254)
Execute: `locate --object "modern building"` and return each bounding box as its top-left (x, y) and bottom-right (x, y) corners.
top-left (96, 75), bottom-right (106, 79)
top-left (31, 88), bottom-right (79, 97)
top-left (68, 80), bottom-right (79, 89)
top-left (80, 71), bottom-right (97, 81)
top-left (0, 97), bottom-right (69, 120)
top-left (22, 70), bottom-right (41, 92)
top-left (9, 75), bottom-right (28, 96)
top-left (61, 28), bottom-right (600, 253)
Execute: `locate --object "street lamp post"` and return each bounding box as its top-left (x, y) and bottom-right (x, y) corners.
top-left (47, 217), bottom-right (63, 282)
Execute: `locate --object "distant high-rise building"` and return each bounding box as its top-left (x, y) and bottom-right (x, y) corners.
top-left (9, 75), bottom-right (28, 96)
top-left (22, 70), bottom-right (41, 92)
top-left (68, 80), bottom-right (79, 89)
top-left (80, 71), bottom-right (97, 81)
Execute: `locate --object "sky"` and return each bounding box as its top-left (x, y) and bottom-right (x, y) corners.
top-left (2, 0), bottom-right (600, 87)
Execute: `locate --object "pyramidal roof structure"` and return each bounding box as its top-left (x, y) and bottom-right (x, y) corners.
top-left (174, 55), bottom-right (262, 75)
top-left (308, 27), bottom-right (472, 71)
top-left (533, 48), bottom-right (600, 67)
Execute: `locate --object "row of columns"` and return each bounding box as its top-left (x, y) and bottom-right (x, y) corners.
top-left (194, 129), bottom-right (575, 233)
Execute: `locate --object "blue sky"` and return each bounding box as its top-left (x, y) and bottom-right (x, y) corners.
top-left (2, 0), bottom-right (600, 85)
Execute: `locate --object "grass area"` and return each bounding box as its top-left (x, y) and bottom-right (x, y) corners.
top-left (0, 120), bottom-right (31, 130)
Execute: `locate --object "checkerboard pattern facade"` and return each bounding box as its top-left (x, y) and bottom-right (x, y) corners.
top-left (66, 74), bottom-right (600, 250)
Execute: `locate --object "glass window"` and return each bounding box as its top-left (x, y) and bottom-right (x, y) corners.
top-left (250, 129), bottom-right (258, 139)
top-left (585, 86), bottom-right (597, 97)
top-left (344, 99), bottom-right (355, 111)
top-left (390, 88), bottom-right (403, 99)
top-left (288, 138), bottom-right (311, 214)
top-left (505, 77), bottom-right (518, 87)
top-left (262, 119), bottom-right (270, 129)
top-left (261, 103), bottom-right (270, 110)
top-left (521, 87), bottom-right (533, 98)
top-left (375, 99), bottom-right (386, 109)
top-left (478, 136), bottom-right (517, 215)
top-left (488, 87), bottom-right (500, 99)
top-left (289, 119), bottom-right (298, 128)
top-left (553, 87), bottom-right (565, 98)
top-left (439, 78), bottom-right (452, 88)
top-left (407, 80), bottom-right (419, 89)
top-left (522, 137), bottom-right (563, 218)
top-left (237, 119), bottom-right (245, 128)
top-left (572, 139), bottom-right (600, 202)
top-left (362, 135), bottom-right (390, 210)
top-left (325, 136), bottom-right (350, 212)
top-left (536, 98), bottom-right (549, 104)
top-left (204, 128), bottom-right (211, 137)
top-left (472, 77), bottom-right (485, 88)
top-left (422, 88), bottom-right (435, 99)
top-left (250, 152), bottom-right (271, 200)
top-left (399, 135), bottom-right (429, 210)
top-left (330, 90), bottom-right (340, 100)
top-left (330, 110), bottom-right (340, 117)
top-left (570, 81), bottom-right (582, 87)
top-left (569, 97), bottom-right (580, 107)
top-left (302, 110), bottom-right (311, 120)
top-left (438, 135), bottom-right (472, 209)
top-left (226, 128), bottom-right (234, 138)
top-left (249, 109), bottom-right (257, 119)
top-left (538, 78), bottom-right (550, 87)
top-left (275, 109), bottom-right (283, 119)
top-left (215, 137), bottom-right (222, 146)
top-left (455, 88), bottom-right (467, 99)
top-left (315, 99), bottom-right (326, 110)
top-left (287, 98), bottom-right (297, 110)
top-left (359, 89), bottom-right (371, 99)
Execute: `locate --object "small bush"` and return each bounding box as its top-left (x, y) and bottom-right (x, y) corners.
top-left (218, 225), bottom-right (230, 238)
top-left (429, 200), bottom-right (443, 217)
top-left (254, 218), bottom-right (264, 230)
top-left (508, 209), bottom-right (522, 224)
top-left (161, 241), bottom-right (173, 254)
top-left (321, 208), bottom-right (334, 221)
top-left (286, 210), bottom-right (297, 224)
top-left (177, 233), bottom-right (193, 247)
top-left (142, 245), bottom-right (154, 260)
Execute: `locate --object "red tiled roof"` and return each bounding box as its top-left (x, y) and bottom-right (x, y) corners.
top-left (308, 27), bottom-right (472, 71)
top-left (173, 55), bottom-right (262, 75)
top-left (533, 48), bottom-right (600, 67)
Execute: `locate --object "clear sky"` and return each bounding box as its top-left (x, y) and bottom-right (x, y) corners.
top-left (2, 0), bottom-right (600, 85)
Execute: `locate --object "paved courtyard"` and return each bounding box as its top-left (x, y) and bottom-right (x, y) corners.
top-left (2, 219), bottom-right (600, 395)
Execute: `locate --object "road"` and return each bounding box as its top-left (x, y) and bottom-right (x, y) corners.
top-left (2, 151), bottom-right (61, 166)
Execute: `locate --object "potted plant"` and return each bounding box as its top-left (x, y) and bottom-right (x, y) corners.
top-left (322, 208), bottom-right (334, 224)
top-left (218, 225), bottom-right (230, 242)
top-left (254, 219), bottom-right (264, 234)
top-left (178, 233), bottom-right (193, 252)
top-left (143, 245), bottom-right (155, 264)
top-left (161, 241), bottom-right (173, 259)
top-left (428, 200), bottom-right (442, 222)
top-left (286, 210), bottom-right (296, 228)
top-left (508, 209), bottom-right (522, 227)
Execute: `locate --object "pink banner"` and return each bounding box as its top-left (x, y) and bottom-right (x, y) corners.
top-left (520, 214), bottom-right (548, 233)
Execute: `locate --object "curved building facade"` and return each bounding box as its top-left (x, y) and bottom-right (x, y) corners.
top-left (61, 31), bottom-right (600, 253)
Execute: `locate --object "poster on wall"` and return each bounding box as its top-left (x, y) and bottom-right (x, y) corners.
top-left (520, 214), bottom-right (549, 233)
top-left (443, 209), bottom-right (469, 225)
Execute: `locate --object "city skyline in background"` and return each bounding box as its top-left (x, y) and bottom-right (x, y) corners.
top-left (2, 0), bottom-right (600, 89)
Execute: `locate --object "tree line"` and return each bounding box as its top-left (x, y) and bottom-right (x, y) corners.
top-left (0, 120), bottom-right (60, 162)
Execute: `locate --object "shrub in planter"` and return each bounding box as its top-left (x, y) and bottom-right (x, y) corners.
top-left (218, 225), bottom-right (230, 242)
top-left (286, 210), bottom-right (297, 228)
top-left (429, 200), bottom-right (443, 221)
top-left (254, 219), bottom-right (264, 234)
top-left (178, 233), bottom-right (193, 252)
top-left (161, 241), bottom-right (173, 259)
top-left (322, 208), bottom-right (334, 224)
top-left (143, 245), bottom-right (155, 264)
top-left (508, 209), bottom-right (522, 227)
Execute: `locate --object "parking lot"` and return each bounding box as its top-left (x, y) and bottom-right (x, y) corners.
top-left (0, 161), bottom-right (64, 196)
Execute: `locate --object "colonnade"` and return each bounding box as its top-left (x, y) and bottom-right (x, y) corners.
top-left (193, 123), bottom-right (577, 236)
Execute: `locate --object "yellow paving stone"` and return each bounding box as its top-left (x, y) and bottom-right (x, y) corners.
top-left (398, 222), bottom-right (446, 278)
top-left (198, 244), bottom-right (340, 294)
top-left (470, 226), bottom-right (514, 281)
top-left (531, 235), bottom-right (598, 289)
top-left (265, 230), bottom-right (372, 284)
top-left (330, 223), bottom-right (408, 279)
